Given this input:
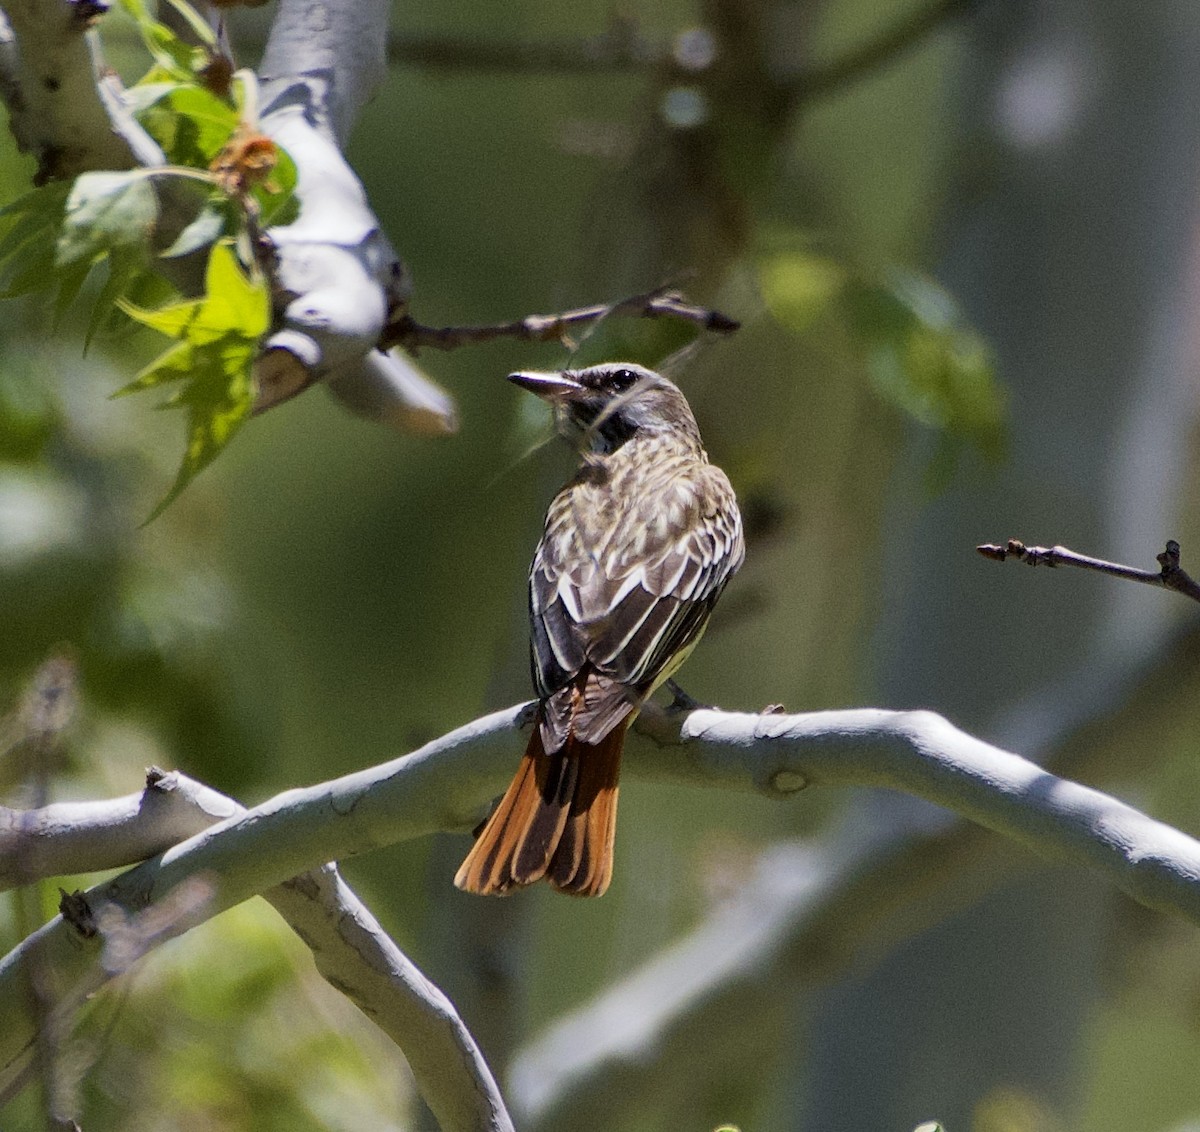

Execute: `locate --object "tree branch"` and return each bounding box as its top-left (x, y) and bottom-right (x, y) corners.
top-left (978, 537), bottom-right (1200, 604)
top-left (386, 16), bottom-right (657, 76)
top-left (1, 765), bottom-right (513, 1132)
top-left (6, 695), bottom-right (1200, 1109)
top-left (384, 0), bottom-right (977, 106)
top-left (0, 0), bottom-right (139, 181)
top-left (789, 0), bottom-right (977, 101)
top-left (381, 288), bottom-right (740, 354)
top-left (256, 0), bottom-right (389, 148)
top-left (512, 615), bottom-right (1200, 1127)
top-left (269, 867), bottom-right (513, 1132)
top-left (249, 0), bottom-right (416, 418)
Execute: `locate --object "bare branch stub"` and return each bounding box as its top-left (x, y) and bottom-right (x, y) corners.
top-left (382, 289), bottom-right (740, 354)
top-left (977, 537), bottom-right (1200, 606)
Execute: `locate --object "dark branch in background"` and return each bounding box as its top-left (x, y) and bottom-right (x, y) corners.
top-left (788, 0), bottom-right (976, 100)
top-left (386, 14), bottom-right (658, 75)
top-left (381, 288), bottom-right (740, 354)
top-left (977, 539), bottom-right (1200, 605)
top-left (385, 0), bottom-right (978, 105)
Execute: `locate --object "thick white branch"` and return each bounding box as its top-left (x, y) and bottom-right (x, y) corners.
top-left (0, 2), bottom-right (135, 177)
top-left (256, 0), bottom-right (389, 147)
top-left (0, 767), bottom-right (512, 1132)
top-left (249, 0), bottom-right (432, 424)
top-left (4, 701), bottom-right (1200, 1109)
top-left (269, 867), bottom-right (513, 1132)
top-left (0, 769), bottom-right (236, 887)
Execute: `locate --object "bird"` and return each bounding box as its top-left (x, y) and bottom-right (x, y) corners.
top-left (455, 362), bottom-right (744, 897)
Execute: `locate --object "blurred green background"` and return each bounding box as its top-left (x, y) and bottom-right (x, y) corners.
top-left (6, 0), bottom-right (1200, 1129)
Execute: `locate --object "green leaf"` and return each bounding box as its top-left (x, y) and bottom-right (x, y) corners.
top-left (119, 295), bottom-right (206, 339)
top-left (116, 242), bottom-right (267, 518)
top-left (0, 182), bottom-right (68, 258)
top-left (115, 340), bottom-right (195, 396)
top-left (52, 258), bottom-right (95, 326)
top-left (84, 249), bottom-right (148, 351)
top-left (159, 201), bottom-right (228, 259)
top-left (137, 86), bottom-right (239, 168)
top-left (143, 337), bottom-right (254, 523)
top-left (846, 267), bottom-right (1006, 467)
top-left (253, 145), bottom-right (298, 227)
top-left (759, 249), bottom-right (848, 334)
top-left (120, 0), bottom-right (206, 81)
top-left (200, 242), bottom-right (268, 337)
top-left (0, 241), bottom-right (60, 299)
top-left (0, 183), bottom-right (71, 297)
top-left (120, 243), bottom-right (266, 345)
top-left (57, 172), bottom-right (158, 267)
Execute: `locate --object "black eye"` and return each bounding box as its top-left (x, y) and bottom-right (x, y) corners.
top-left (609, 368), bottom-right (639, 392)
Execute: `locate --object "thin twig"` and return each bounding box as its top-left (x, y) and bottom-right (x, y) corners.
top-left (977, 538), bottom-right (1200, 604)
top-left (790, 0), bottom-right (977, 101)
top-left (382, 289), bottom-right (739, 354)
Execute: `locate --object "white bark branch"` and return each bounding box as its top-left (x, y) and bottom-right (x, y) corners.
top-left (4, 700), bottom-right (1200, 1118)
top-left (0, 768), bottom-right (236, 886)
top-left (0, 767), bottom-right (513, 1132)
top-left (256, 0), bottom-right (388, 147)
top-left (0, 1), bottom-right (136, 178)
top-left (270, 868), bottom-right (513, 1132)
top-left (248, 0), bottom-right (442, 426)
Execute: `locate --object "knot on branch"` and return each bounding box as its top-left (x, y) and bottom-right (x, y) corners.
top-left (59, 888), bottom-right (97, 938)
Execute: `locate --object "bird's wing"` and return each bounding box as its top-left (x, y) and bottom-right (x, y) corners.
top-left (530, 460), bottom-right (743, 743)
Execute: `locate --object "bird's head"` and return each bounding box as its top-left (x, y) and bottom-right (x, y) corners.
top-left (508, 363), bottom-right (702, 454)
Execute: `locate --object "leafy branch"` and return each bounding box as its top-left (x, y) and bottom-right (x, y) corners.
top-left (0, 0), bottom-right (294, 515)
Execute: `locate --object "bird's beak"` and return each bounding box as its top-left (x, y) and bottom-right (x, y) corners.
top-left (507, 371), bottom-right (584, 401)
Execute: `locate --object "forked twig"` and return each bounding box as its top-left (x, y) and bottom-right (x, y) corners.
top-left (977, 538), bottom-right (1200, 604)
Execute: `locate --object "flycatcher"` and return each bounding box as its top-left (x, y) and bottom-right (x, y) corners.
top-left (455, 363), bottom-right (744, 897)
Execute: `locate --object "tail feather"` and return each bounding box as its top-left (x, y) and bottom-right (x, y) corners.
top-left (455, 715), bottom-right (625, 897)
top-left (547, 725), bottom-right (624, 896)
top-left (455, 727), bottom-right (571, 894)
top-left (513, 745), bottom-right (577, 881)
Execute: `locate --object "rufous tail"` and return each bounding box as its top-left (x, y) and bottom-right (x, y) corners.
top-left (454, 718), bottom-right (625, 897)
